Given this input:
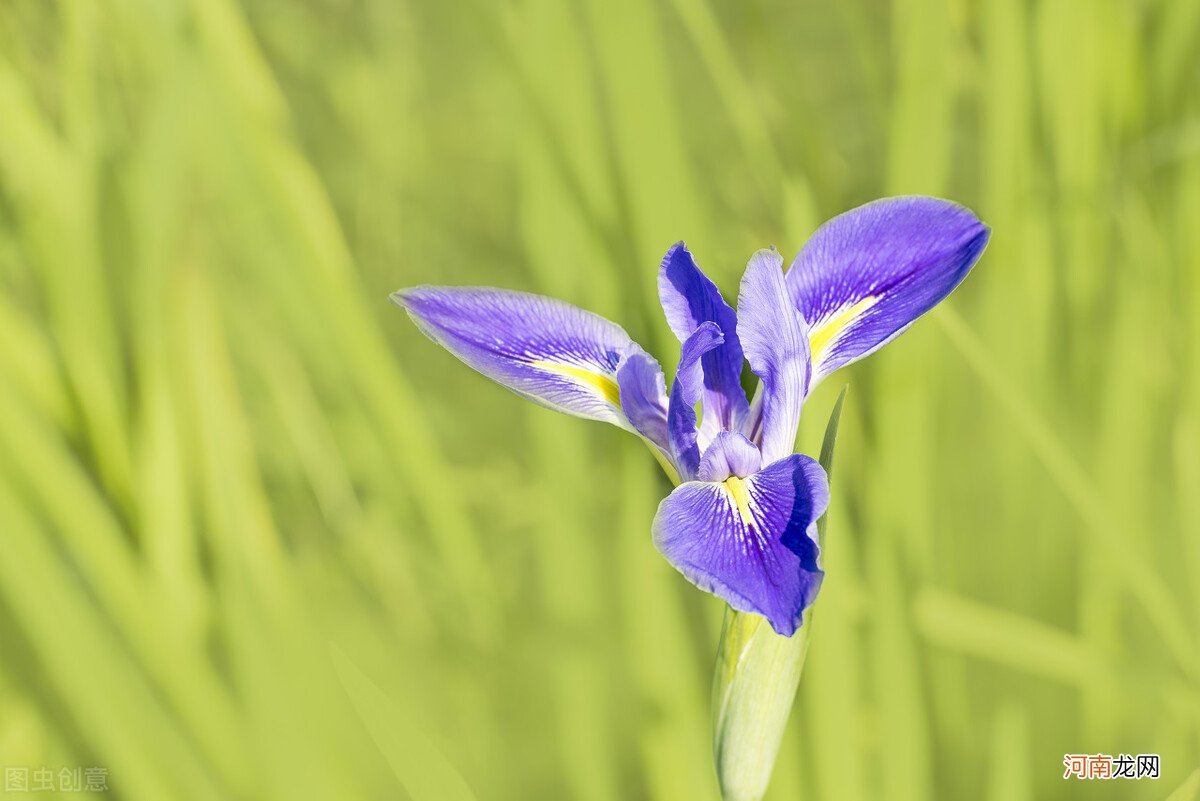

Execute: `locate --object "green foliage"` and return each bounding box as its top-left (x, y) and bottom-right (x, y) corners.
top-left (0, 1), bottom-right (1197, 799)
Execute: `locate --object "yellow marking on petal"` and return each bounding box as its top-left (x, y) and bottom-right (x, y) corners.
top-left (724, 476), bottom-right (755, 528)
top-left (808, 295), bottom-right (879, 364)
top-left (533, 360), bottom-right (622, 407)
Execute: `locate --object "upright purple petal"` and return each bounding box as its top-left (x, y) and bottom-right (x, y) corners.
top-left (667, 322), bottom-right (724, 481)
top-left (737, 249), bottom-right (811, 465)
top-left (616, 342), bottom-right (670, 452)
top-left (786, 196), bottom-right (990, 385)
top-left (658, 243), bottom-right (750, 437)
top-left (698, 431), bottom-right (762, 482)
top-left (652, 454), bottom-right (829, 636)
top-left (393, 286), bottom-right (635, 427)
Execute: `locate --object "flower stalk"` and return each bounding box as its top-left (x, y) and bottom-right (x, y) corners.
top-left (711, 387), bottom-right (846, 801)
top-left (712, 607), bottom-right (813, 801)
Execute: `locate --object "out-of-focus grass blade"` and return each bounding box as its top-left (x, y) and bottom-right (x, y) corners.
top-left (0, 374), bottom-right (247, 793)
top-left (0, 488), bottom-right (226, 801)
top-left (664, 0), bottom-right (792, 208)
top-left (913, 588), bottom-right (1111, 687)
top-left (1151, 0), bottom-right (1200, 104)
top-left (616, 449), bottom-right (717, 801)
top-left (330, 645), bottom-right (479, 801)
top-left (1176, 418), bottom-right (1200, 625)
top-left (800, 491), bottom-right (868, 801)
top-left (886, 0), bottom-right (953, 194)
top-left (1167, 770), bottom-right (1200, 801)
top-left (578, 0), bottom-right (708, 277)
top-left (986, 705), bottom-right (1031, 801)
top-left (176, 262), bottom-right (286, 594)
top-left (0, 52), bottom-right (133, 510)
top-left (0, 294), bottom-right (70, 429)
top-left (869, 537), bottom-right (932, 801)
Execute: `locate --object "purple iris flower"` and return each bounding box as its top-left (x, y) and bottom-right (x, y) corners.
top-left (392, 197), bottom-right (989, 636)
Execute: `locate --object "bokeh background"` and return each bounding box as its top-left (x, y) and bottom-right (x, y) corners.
top-left (1, 0), bottom-right (1198, 799)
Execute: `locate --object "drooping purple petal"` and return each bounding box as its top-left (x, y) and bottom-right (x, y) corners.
top-left (616, 342), bottom-right (670, 452)
top-left (666, 322), bottom-right (724, 481)
top-left (393, 286), bottom-right (635, 427)
top-left (786, 196), bottom-right (990, 385)
top-left (737, 249), bottom-right (811, 465)
top-left (652, 454), bottom-right (829, 636)
top-left (698, 431), bottom-right (762, 482)
top-left (658, 243), bottom-right (750, 438)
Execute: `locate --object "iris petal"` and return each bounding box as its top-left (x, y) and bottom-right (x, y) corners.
top-left (616, 342), bottom-right (670, 452)
top-left (698, 431), bottom-right (762, 482)
top-left (737, 249), bottom-right (811, 465)
top-left (393, 286), bottom-right (635, 427)
top-left (658, 243), bottom-right (751, 439)
top-left (652, 454), bottom-right (829, 636)
top-left (666, 322), bottom-right (724, 481)
top-left (786, 196), bottom-right (990, 385)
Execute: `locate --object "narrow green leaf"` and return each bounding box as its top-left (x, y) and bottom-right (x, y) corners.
top-left (817, 385), bottom-right (849, 548)
top-left (819, 386), bottom-right (849, 476)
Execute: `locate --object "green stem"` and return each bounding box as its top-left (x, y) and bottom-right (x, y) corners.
top-left (712, 607), bottom-right (813, 801)
top-left (710, 386), bottom-right (848, 801)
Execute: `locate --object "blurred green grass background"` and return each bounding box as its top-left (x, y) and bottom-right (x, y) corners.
top-left (0, 0), bottom-right (1198, 799)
